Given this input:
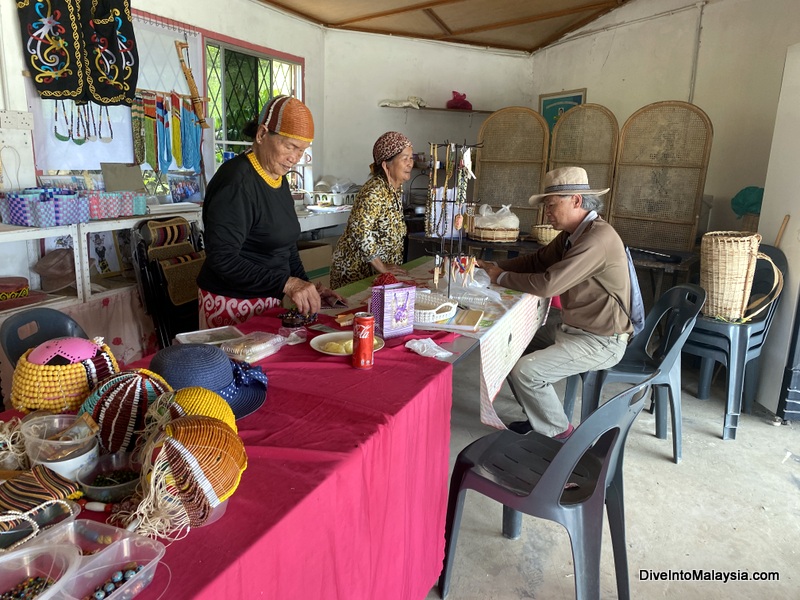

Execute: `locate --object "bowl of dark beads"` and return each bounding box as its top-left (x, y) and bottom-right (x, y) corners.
top-left (279, 309), bottom-right (317, 328)
top-left (76, 452), bottom-right (141, 503)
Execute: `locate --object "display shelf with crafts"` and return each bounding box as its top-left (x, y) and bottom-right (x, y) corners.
top-left (75, 206), bottom-right (203, 302)
top-left (0, 223), bottom-right (83, 316)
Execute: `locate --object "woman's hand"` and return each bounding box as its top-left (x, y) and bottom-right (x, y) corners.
top-left (385, 264), bottom-right (409, 277)
top-left (284, 277), bottom-right (321, 315)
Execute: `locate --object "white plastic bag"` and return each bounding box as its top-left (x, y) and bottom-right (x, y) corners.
top-left (474, 204), bottom-right (519, 229)
top-left (405, 338), bottom-right (453, 359)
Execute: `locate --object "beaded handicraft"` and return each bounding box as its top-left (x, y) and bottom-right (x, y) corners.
top-left (121, 415), bottom-right (247, 541)
top-left (10, 338), bottom-right (119, 413)
top-left (78, 369), bottom-right (172, 454)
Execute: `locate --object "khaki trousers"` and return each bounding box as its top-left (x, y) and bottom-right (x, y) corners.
top-left (507, 312), bottom-right (628, 437)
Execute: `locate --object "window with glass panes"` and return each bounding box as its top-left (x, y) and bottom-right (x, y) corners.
top-left (205, 42), bottom-right (303, 168)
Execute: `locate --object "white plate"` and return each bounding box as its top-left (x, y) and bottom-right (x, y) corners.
top-left (310, 331), bottom-right (385, 356)
top-left (306, 205), bottom-right (351, 213)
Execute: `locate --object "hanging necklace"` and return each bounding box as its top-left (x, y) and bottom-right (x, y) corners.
top-left (72, 102), bottom-right (86, 145)
top-left (98, 105), bottom-right (114, 143)
top-left (53, 100), bottom-right (71, 142)
top-left (85, 104), bottom-right (97, 142)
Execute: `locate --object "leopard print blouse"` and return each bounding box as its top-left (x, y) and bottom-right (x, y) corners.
top-left (330, 176), bottom-right (407, 289)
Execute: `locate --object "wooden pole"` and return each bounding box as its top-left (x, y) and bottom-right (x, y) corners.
top-left (774, 215), bottom-right (790, 247)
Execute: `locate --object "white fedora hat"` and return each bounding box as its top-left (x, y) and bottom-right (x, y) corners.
top-left (529, 166), bottom-right (610, 205)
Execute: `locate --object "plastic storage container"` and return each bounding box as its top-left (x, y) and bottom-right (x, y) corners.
top-left (33, 520), bottom-right (149, 565)
top-left (59, 530), bottom-right (166, 600)
top-left (0, 500), bottom-right (80, 551)
top-left (75, 451), bottom-right (141, 503)
top-left (20, 414), bottom-right (98, 465)
top-left (0, 543), bottom-right (82, 600)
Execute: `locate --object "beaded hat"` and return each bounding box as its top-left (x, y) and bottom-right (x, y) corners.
top-left (11, 337), bottom-right (119, 413)
top-left (78, 369), bottom-right (172, 453)
top-left (149, 344), bottom-right (267, 420)
top-left (147, 387), bottom-right (237, 433)
top-left (258, 95), bottom-right (314, 143)
top-left (128, 415), bottom-right (247, 540)
top-left (372, 131), bottom-right (412, 167)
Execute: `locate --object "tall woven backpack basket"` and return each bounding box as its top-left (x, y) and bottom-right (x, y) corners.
top-left (699, 231), bottom-right (782, 322)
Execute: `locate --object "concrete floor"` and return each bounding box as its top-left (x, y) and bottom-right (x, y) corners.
top-left (427, 351), bottom-right (800, 599)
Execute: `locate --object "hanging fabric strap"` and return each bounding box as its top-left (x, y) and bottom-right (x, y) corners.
top-left (181, 99), bottom-right (202, 174)
top-left (156, 94), bottom-right (172, 174)
top-left (131, 92), bottom-right (145, 163)
top-left (143, 91), bottom-right (158, 172)
top-left (171, 91), bottom-right (183, 168)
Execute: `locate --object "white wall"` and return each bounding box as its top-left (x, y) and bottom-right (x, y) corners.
top-left (532, 0), bottom-right (800, 231)
top-left (322, 30), bottom-right (533, 185)
top-left (754, 42), bottom-right (800, 414)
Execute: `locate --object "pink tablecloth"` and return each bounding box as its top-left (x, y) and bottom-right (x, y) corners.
top-left (132, 310), bottom-right (455, 599)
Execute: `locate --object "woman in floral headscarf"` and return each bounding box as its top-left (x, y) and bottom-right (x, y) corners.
top-left (330, 131), bottom-right (413, 289)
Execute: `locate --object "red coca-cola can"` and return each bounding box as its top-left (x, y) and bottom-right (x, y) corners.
top-left (352, 312), bottom-right (375, 369)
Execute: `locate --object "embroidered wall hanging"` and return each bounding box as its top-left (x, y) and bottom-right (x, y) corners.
top-left (17, 0), bottom-right (139, 105)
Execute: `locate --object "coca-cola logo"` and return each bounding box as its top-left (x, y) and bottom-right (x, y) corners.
top-left (354, 324), bottom-right (371, 338)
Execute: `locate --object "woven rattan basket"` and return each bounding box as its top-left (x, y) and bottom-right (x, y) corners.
top-left (468, 226), bottom-right (519, 242)
top-left (531, 224), bottom-right (558, 244)
top-left (414, 296), bottom-right (458, 324)
top-left (700, 231), bottom-right (761, 321)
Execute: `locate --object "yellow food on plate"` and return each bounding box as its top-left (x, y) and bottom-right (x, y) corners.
top-left (322, 341), bottom-right (347, 354)
top-left (320, 337), bottom-right (380, 354)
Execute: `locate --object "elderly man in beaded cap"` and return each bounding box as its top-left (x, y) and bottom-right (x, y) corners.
top-left (198, 96), bottom-right (344, 328)
top-left (477, 166), bottom-right (634, 440)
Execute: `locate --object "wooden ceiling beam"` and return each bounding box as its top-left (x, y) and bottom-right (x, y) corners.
top-left (256, 0), bottom-right (324, 25)
top-left (434, 1), bottom-right (618, 37)
top-left (525, 7), bottom-right (614, 53)
top-left (332, 0), bottom-right (462, 27)
top-left (423, 8), bottom-right (453, 36)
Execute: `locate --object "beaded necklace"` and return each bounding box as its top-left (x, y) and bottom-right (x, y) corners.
top-left (53, 100), bottom-right (71, 142)
top-left (98, 105), bottom-right (114, 143)
top-left (246, 151), bottom-right (282, 188)
top-left (85, 104), bottom-right (97, 142)
top-left (72, 103), bottom-right (86, 145)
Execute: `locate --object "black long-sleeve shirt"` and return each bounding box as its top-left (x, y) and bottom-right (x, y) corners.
top-left (197, 152), bottom-right (307, 299)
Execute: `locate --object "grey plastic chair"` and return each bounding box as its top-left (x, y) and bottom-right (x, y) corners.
top-left (681, 244), bottom-right (787, 440)
top-left (0, 307), bottom-right (88, 366)
top-left (563, 284), bottom-right (706, 463)
top-left (438, 375), bottom-right (656, 600)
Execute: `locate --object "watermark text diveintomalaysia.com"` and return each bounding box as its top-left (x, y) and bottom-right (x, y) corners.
top-left (640, 569), bottom-right (780, 583)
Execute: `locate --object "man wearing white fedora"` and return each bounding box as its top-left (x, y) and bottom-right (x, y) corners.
top-left (477, 166), bottom-right (633, 439)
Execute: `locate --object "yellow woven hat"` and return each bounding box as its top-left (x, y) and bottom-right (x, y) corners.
top-left (144, 387), bottom-right (237, 436)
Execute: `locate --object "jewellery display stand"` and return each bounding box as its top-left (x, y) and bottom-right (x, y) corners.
top-left (423, 141), bottom-right (481, 301)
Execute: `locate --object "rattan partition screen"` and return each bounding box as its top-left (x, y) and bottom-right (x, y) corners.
top-left (609, 101), bottom-right (713, 251)
top-left (474, 107), bottom-right (549, 233)
top-left (549, 103), bottom-right (619, 218)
